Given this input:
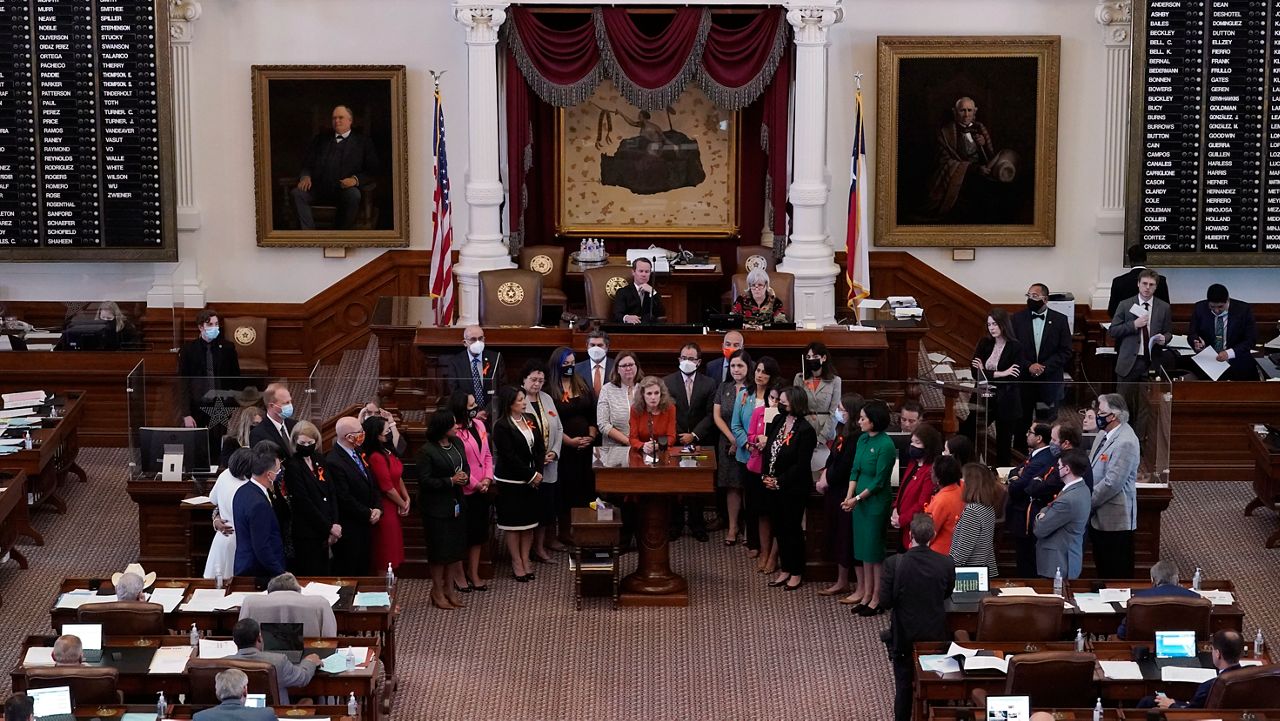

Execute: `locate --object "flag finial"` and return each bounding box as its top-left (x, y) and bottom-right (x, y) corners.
top-left (429, 69), bottom-right (447, 89)
top-left (853, 72), bottom-right (863, 90)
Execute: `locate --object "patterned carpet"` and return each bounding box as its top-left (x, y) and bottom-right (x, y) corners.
top-left (1, 447), bottom-right (1277, 720)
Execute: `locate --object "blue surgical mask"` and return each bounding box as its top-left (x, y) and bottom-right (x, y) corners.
top-left (202, 326), bottom-right (220, 342)
top-left (1049, 440), bottom-right (1062, 455)
top-left (280, 403), bottom-right (294, 419)
top-left (833, 408), bottom-right (847, 425)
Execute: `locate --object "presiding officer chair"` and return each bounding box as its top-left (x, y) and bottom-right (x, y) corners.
top-left (1122, 595), bottom-right (1212, 643)
top-left (583, 266), bottom-right (633, 324)
top-left (955, 596), bottom-right (1064, 643)
top-left (729, 271), bottom-right (795, 315)
top-left (736, 245), bottom-right (775, 274)
top-left (478, 269), bottom-right (542, 327)
top-left (77, 601), bottom-right (166, 636)
top-left (518, 245), bottom-right (568, 312)
top-left (187, 657), bottom-right (281, 706)
top-left (1204, 663), bottom-right (1280, 708)
top-left (970, 651), bottom-right (1096, 708)
top-left (27, 666), bottom-right (122, 704)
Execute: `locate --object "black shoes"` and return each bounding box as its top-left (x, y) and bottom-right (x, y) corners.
top-left (767, 574), bottom-right (792, 588)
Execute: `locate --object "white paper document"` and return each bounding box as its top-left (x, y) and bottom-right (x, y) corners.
top-left (303, 582), bottom-right (343, 606)
top-left (996, 586), bottom-right (1041, 597)
top-left (945, 642), bottom-right (979, 658)
top-left (1265, 335), bottom-right (1280, 350)
top-left (1192, 345), bottom-right (1232, 381)
top-left (55, 591), bottom-right (117, 609)
top-left (1194, 589), bottom-right (1235, 606)
top-left (1161, 666), bottom-right (1216, 684)
top-left (857, 298), bottom-right (887, 310)
top-left (927, 352), bottom-right (954, 364)
top-left (887, 296), bottom-right (917, 307)
top-left (1072, 593), bottom-right (1118, 614)
top-left (0, 438), bottom-right (24, 446)
top-left (147, 587), bottom-right (187, 613)
top-left (1129, 302), bottom-right (1150, 318)
top-left (1099, 660), bottom-right (1144, 680)
top-left (180, 496), bottom-right (212, 505)
top-left (963, 655), bottom-right (1009, 673)
top-left (216, 591), bottom-right (266, 610)
top-left (1098, 588), bottom-right (1131, 604)
top-left (1168, 334), bottom-right (1192, 350)
top-left (22, 646), bottom-right (55, 668)
top-left (919, 654), bottom-right (960, 674)
top-left (198, 639), bottom-right (238, 659)
top-left (147, 646), bottom-right (193, 674)
top-left (1, 391), bottom-right (45, 408)
top-left (893, 307), bottom-right (924, 319)
top-left (0, 408), bottom-right (34, 419)
top-left (180, 588), bottom-right (227, 612)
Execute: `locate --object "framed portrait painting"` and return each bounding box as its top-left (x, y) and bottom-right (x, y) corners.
top-left (251, 65), bottom-right (409, 248)
top-left (556, 80), bottom-right (738, 237)
top-left (875, 36), bottom-right (1060, 247)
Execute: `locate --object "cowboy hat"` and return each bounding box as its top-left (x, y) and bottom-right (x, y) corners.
top-left (111, 563), bottom-right (157, 589)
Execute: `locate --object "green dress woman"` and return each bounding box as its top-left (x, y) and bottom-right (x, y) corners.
top-left (843, 400), bottom-right (897, 613)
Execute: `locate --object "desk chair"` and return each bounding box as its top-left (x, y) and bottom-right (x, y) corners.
top-left (188, 657), bottom-right (282, 706)
top-left (583, 266), bottom-right (634, 324)
top-left (77, 602), bottom-right (166, 636)
top-left (971, 651), bottom-right (1096, 708)
top-left (955, 596), bottom-right (1064, 643)
top-left (478, 269), bottom-right (542, 326)
top-left (729, 271), bottom-right (795, 315)
top-left (518, 245), bottom-right (568, 313)
top-left (27, 666), bottom-right (122, 704)
top-left (1122, 595), bottom-right (1212, 643)
top-left (722, 246), bottom-right (777, 306)
top-left (278, 177), bottom-right (380, 230)
top-left (1204, 663), bottom-right (1280, 708)
top-left (225, 316), bottom-right (269, 382)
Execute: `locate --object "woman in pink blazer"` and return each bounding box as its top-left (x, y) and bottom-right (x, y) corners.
top-left (450, 391), bottom-right (495, 592)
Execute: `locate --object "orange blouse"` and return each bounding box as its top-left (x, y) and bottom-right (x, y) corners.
top-left (924, 481), bottom-right (966, 554)
top-left (628, 406), bottom-right (677, 450)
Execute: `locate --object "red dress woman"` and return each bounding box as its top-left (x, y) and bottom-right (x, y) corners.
top-left (363, 415), bottom-right (409, 572)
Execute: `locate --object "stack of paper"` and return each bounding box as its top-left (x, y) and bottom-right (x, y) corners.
top-left (55, 591), bottom-right (118, 609)
top-left (1099, 660), bottom-right (1143, 680)
top-left (216, 591), bottom-right (266, 610)
top-left (22, 646), bottom-right (55, 668)
top-left (2, 391), bottom-right (45, 409)
top-left (918, 654), bottom-right (960, 674)
top-left (1195, 589), bottom-right (1235, 606)
top-left (303, 582), bottom-right (343, 607)
top-left (963, 655), bottom-right (1009, 673)
top-left (1073, 592), bottom-right (1118, 614)
top-left (353, 591), bottom-right (392, 608)
top-left (147, 646), bottom-right (192, 674)
top-left (1098, 588), bottom-right (1131, 605)
top-left (180, 496), bottom-right (212, 506)
top-left (996, 586), bottom-right (1046, 597)
top-left (0, 408), bottom-right (35, 419)
top-left (180, 588), bottom-right (227, 612)
top-left (198, 639), bottom-right (238, 659)
top-left (1161, 666), bottom-right (1216, 683)
top-left (147, 586), bottom-right (187, 613)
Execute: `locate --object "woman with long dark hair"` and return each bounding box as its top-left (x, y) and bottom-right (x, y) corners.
top-left (891, 422), bottom-right (942, 551)
top-left (732, 356), bottom-right (781, 566)
top-left (549, 346), bottom-right (597, 549)
top-left (793, 341), bottom-right (842, 473)
top-left (519, 361), bottom-right (563, 563)
top-left (448, 390), bottom-right (494, 592)
top-left (417, 409), bottom-right (469, 609)
top-left (842, 399), bottom-right (896, 615)
top-left (712, 349), bottom-right (752, 545)
top-left (491, 385), bottom-right (546, 582)
top-left (967, 308), bottom-right (1023, 465)
top-left (760, 386), bottom-right (817, 591)
top-left (362, 415), bottom-right (408, 573)
top-left (817, 392), bottom-right (864, 599)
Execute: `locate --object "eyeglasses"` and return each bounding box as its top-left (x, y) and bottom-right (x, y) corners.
top-left (1025, 293), bottom-right (1045, 301)
top-left (617, 362), bottom-right (637, 369)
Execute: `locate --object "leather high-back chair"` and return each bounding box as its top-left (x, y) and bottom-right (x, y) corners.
top-left (736, 245), bottom-right (776, 274)
top-left (27, 666), bottom-right (122, 704)
top-left (187, 657), bottom-right (281, 706)
top-left (518, 245), bottom-right (568, 309)
top-left (224, 316), bottom-right (269, 378)
top-left (730, 271), bottom-right (795, 315)
top-left (478, 269), bottom-right (542, 326)
top-left (584, 266), bottom-right (633, 322)
top-left (971, 596), bottom-right (1064, 642)
top-left (77, 602), bottom-right (166, 635)
top-left (1001, 652), bottom-right (1096, 707)
top-left (1205, 664), bottom-right (1280, 708)
top-left (1124, 595), bottom-right (1213, 643)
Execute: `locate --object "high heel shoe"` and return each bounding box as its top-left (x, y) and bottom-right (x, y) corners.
top-left (856, 604), bottom-right (882, 617)
top-left (514, 574), bottom-right (532, 583)
top-left (767, 574), bottom-right (792, 588)
top-left (783, 578), bottom-right (803, 591)
top-left (454, 582), bottom-right (474, 594)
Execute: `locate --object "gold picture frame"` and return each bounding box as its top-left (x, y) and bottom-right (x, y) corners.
top-left (251, 65), bottom-right (409, 248)
top-left (875, 36), bottom-right (1060, 247)
top-left (556, 81), bottom-right (739, 237)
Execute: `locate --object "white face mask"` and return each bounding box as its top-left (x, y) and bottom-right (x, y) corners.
top-left (587, 346), bottom-right (607, 362)
top-left (833, 408), bottom-right (847, 425)
top-left (468, 340), bottom-right (485, 356)
top-left (679, 359), bottom-right (698, 374)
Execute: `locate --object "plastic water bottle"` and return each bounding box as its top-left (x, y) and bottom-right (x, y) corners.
top-left (385, 563), bottom-right (395, 591)
top-left (214, 570), bottom-right (223, 590)
top-left (1092, 697), bottom-right (1103, 721)
top-left (189, 623), bottom-right (199, 648)
top-left (22, 431), bottom-right (32, 450)
top-left (1053, 567), bottom-right (1064, 596)
top-left (1256, 628), bottom-right (1265, 659)
top-left (347, 692), bottom-right (359, 719)
top-left (345, 647), bottom-right (356, 671)
top-left (1075, 628), bottom-right (1085, 652)
top-left (156, 691), bottom-right (168, 718)
top-left (1192, 567), bottom-right (1203, 591)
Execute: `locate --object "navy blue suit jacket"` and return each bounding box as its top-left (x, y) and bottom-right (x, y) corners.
top-left (232, 481), bottom-right (286, 578)
top-left (1187, 299), bottom-right (1258, 379)
top-left (1005, 447), bottom-right (1060, 539)
top-left (1116, 582), bottom-right (1200, 638)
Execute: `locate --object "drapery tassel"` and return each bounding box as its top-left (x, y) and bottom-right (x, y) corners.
top-left (593, 7), bottom-right (712, 111)
top-left (503, 21), bottom-right (603, 108)
top-left (697, 15), bottom-right (790, 111)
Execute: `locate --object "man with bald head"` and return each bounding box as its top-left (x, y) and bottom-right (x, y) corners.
top-left (704, 330), bottom-right (744, 385)
top-left (443, 325), bottom-right (503, 419)
top-left (291, 104), bottom-right (380, 229)
top-left (52, 635), bottom-right (84, 666)
top-left (324, 416), bottom-right (382, 575)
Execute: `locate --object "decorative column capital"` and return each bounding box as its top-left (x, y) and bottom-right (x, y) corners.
top-left (453, 3), bottom-right (509, 45)
top-left (1095, 0), bottom-right (1133, 47)
top-left (785, 2), bottom-right (844, 46)
top-left (169, 0), bottom-right (202, 43)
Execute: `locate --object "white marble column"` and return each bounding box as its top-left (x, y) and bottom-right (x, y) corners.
top-left (1091, 0), bottom-right (1133, 308)
top-left (452, 3), bottom-right (513, 327)
top-left (779, 2), bottom-right (843, 328)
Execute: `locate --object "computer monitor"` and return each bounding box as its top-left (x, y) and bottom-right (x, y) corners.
top-left (985, 695), bottom-right (1030, 721)
top-left (138, 427), bottom-right (211, 475)
top-left (1155, 630), bottom-right (1197, 658)
top-left (261, 622), bottom-right (304, 660)
top-left (60, 623), bottom-right (103, 661)
top-left (58, 319), bottom-right (116, 351)
top-left (954, 566), bottom-right (990, 594)
top-left (29, 685), bottom-right (73, 719)
top-left (245, 693), bottom-right (267, 708)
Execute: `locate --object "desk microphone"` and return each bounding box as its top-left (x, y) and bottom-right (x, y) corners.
top-left (487, 352), bottom-right (502, 396)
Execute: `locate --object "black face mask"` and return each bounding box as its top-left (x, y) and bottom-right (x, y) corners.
top-left (1027, 298), bottom-right (1045, 312)
top-left (296, 444), bottom-right (315, 458)
top-left (561, 365), bottom-right (575, 377)
top-left (804, 358), bottom-right (823, 374)
top-left (908, 446), bottom-right (925, 460)
top-left (468, 407), bottom-right (480, 420)
top-left (776, 405), bottom-right (789, 417)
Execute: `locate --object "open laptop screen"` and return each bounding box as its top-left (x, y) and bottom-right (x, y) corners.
top-left (29, 686), bottom-right (73, 718)
top-left (985, 695), bottom-right (1030, 721)
top-left (1155, 630), bottom-right (1197, 658)
top-left (954, 566), bottom-right (990, 594)
top-left (245, 693), bottom-right (267, 708)
top-left (60, 623), bottom-right (103, 653)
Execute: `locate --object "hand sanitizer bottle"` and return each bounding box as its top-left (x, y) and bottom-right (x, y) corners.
top-left (189, 623), bottom-right (199, 648)
top-left (347, 692), bottom-right (360, 718)
top-left (1075, 628), bottom-right (1085, 652)
top-left (1053, 567), bottom-right (1064, 596)
top-left (1192, 566), bottom-right (1202, 591)
top-left (157, 691), bottom-right (168, 718)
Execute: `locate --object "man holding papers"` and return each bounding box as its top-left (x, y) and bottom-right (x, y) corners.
top-left (1139, 630), bottom-right (1245, 709)
top-left (1109, 269), bottom-right (1172, 440)
top-left (1188, 283), bottom-right (1258, 381)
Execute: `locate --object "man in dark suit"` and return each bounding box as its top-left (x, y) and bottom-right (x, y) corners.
top-left (703, 330), bottom-right (744, 384)
top-left (1116, 559), bottom-right (1201, 638)
top-left (1006, 422), bottom-right (1060, 576)
top-left (1107, 244), bottom-right (1171, 317)
top-left (1109, 269), bottom-right (1173, 440)
top-left (178, 308), bottom-right (242, 459)
top-left (880, 513), bottom-right (956, 721)
top-left (291, 105), bottom-right (379, 229)
top-left (1012, 283), bottom-right (1073, 431)
top-left (610, 258), bottom-right (665, 324)
top-left (249, 382), bottom-right (297, 455)
top-left (232, 446), bottom-right (287, 579)
top-left (574, 329), bottom-right (615, 397)
top-left (1142, 630), bottom-right (1245, 709)
top-left (325, 416), bottom-right (381, 576)
top-left (663, 343), bottom-right (717, 541)
top-left (1188, 283), bottom-right (1258, 381)
top-left (442, 325), bottom-right (504, 419)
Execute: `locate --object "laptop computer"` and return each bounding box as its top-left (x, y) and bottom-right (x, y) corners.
top-left (1155, 630), bottom-right (1203, 668)
top-left (260, 622), bottom-right (305, 663)
top-left (29, 685), bottom-right (75, 721)
top-left (61, 622), bottom-right (103, 663)
top-left (985, 695), bottom-right (1030, 721)
top-left (952, 566), bottom-right (990, 604)
top-left (246, 693), bottom-right (268, 708)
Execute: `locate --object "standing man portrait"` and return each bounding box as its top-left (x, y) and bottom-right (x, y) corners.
top-left (291, 105), bottom-right (380, 230)
top-left (443, 326), bottom-right (503, 419)
top-left (1108, 269), bottom-right (1172, 439)
top-left (1188, 283), bottom-right (1258, 381)
top-left (1089, 394), bottom-right (1140, 579)
top-left (1012, 283), bottom-right (1072, 430)
top-left (250, 382), bottom-right (297, 455)
top-left (325, 416), bottom-right (382, 576)
top-left (611, 258), bottom-right (665, 324)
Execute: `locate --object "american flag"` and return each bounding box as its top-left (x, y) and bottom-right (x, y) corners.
top-left (429, 86), bottom-right (456, 327)
top-left (845, 89), bottom-right (870, 308)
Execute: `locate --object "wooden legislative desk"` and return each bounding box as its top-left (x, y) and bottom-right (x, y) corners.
top-left (1, 391), bottom-right (88, 540)
top-left (928, 709), bottom-right (1280, 720)
top-left (14, 634), bottom-right (380, 719)
top-left (59, 706), bottom-right (353, 720)
top-left (943, 578), bottom-right (1244, 640)
top-left (1170, 380), bottom-right (1280, 481)
top-left (0, 469), bottom-right (30, 589)
top-left (1246, 424), bottom-right (1280, 548)
top-left (563, 255), bottom-right (726, 324)
top-left (593, 446), bottom-right (715, 607)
